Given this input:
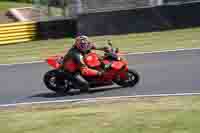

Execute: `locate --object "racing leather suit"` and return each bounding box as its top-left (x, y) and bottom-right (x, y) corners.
top-left (63, 45), bottom-right (101, 77)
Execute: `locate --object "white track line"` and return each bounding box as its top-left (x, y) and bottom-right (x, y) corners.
top-left (0, 60), bottom-right (44, 66)
top-left (1, 47), bottom-right (200, 66)
top-left (123, 47), bottom-right (200, 55)
top-left (1, 92), bottom-right (200, 107)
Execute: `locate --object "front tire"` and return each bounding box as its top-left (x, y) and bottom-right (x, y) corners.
top-left (115, 69), bottom-right (140, 87)
top-left (43, 70), bottom-right (71, 94)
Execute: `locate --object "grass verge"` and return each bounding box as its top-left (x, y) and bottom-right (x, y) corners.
top-left (1, 95), bottom-right (200, 133)
top-left (0, 1), bottom-right (31, 11)
top-left (1, 27), bottom-right (200, 64)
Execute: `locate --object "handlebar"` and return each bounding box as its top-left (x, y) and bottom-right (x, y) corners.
top-left (104, 40), bottom-right (119, 54)
top-left (104, 40), bottom-right (120, 60)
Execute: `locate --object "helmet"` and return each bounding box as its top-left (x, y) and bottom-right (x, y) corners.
top-left (74, 35), bottom-right (91, 52)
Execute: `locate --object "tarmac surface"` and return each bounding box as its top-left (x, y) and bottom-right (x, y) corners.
top-left (0, 49), bottom-right (200, 105)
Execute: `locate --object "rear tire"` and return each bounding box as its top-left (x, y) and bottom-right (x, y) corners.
top-left (115, 69), bottom-right (140, 87)
top-left (43, 70), bottom-right (71, 94)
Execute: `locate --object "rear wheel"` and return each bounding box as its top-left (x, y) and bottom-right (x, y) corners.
top-left (115, 69), bottom-right (140, 87)
top-left (43, 70), bottom-right (71, 94)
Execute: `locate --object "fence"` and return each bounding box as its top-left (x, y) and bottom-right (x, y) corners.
top-left (29, 0), bottom-right (200, 20)
top-left (77, 1), bottom-right (200, 36)
top-left (164, 0), bottom-right (200, 4)
top-left (32, 0), bottom-right (159, 19)
top-left (0, 21), bottom-right (37, 45)
top-left (80, 0), bottom-right (150, 13)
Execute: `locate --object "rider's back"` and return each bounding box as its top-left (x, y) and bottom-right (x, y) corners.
top-left (65, 47), bottom-right (84, 65)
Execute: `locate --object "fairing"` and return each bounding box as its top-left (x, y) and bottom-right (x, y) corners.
top-left (111, 61), bottom-right (125, 70)
top-left (84, 52), bottom-right (101, 68)
top-left (46, 55), bottom-right (61, 69)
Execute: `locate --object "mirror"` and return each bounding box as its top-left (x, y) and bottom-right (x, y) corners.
top-left (116, 48), bottom-right (119, 53)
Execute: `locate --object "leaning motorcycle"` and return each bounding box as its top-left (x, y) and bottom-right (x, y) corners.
top-left (43, 41), bottom-right (140, 94)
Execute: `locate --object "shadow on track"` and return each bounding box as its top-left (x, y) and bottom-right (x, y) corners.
top-left (29, 86), bottom-right (122, 98)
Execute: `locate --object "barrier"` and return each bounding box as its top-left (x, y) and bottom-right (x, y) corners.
top-left (77, 2), bottom-right (200, 36)
top-left (0, 21), bottom-right (37, 45)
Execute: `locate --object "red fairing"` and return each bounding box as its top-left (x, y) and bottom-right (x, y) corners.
top-left (119, 71), bottom-right (128, 80)
top-left (103, 60), bottom-right (110, 65)
top-left (80, 67), bottom-right (98, 76)
top-left (122, 59), bottom-right (128, 66)
top-left (111, 61), bottom-right (125, 71)
top-left (84, 52), bottom-right (101, 68)
top-left (102, 70), bottom-right (116, 81)
top-left (46, 55), bottom-right (61, 69)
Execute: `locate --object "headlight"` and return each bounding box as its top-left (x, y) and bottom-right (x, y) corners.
top-left (117, 57), bottom-right (121, 61)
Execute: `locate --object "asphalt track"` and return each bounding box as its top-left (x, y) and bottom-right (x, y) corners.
top-left (0, 49), bottom-right (200, 105)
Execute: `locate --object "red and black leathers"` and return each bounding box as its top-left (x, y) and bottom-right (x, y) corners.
top-left (62, 45), bottom-right (103, 77)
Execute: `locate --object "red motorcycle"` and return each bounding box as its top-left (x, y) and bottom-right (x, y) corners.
top-left (43, 42), bottom-right (140, 94)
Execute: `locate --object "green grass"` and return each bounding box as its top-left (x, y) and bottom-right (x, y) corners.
top-left (0, 1), bottom-right (31, 11)
top-left (1, 95), bottom-right (200, 133)
top-left (1, 27), bottom-right (200, 64)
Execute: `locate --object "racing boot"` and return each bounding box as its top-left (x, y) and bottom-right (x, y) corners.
top-left (73, 74), bottom-right (89, 93)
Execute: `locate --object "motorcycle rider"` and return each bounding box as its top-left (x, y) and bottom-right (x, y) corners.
top-left (61, 35), bottom-right (110, 92)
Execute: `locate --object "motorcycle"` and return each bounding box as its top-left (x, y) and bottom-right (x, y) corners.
top-left (43, 41), bottom-right (140, 94)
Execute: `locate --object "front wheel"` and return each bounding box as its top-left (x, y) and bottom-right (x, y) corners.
top-left (43, 70), bottom-right (71, 94)
top-left (115, 69), bottom-right (140, 87)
